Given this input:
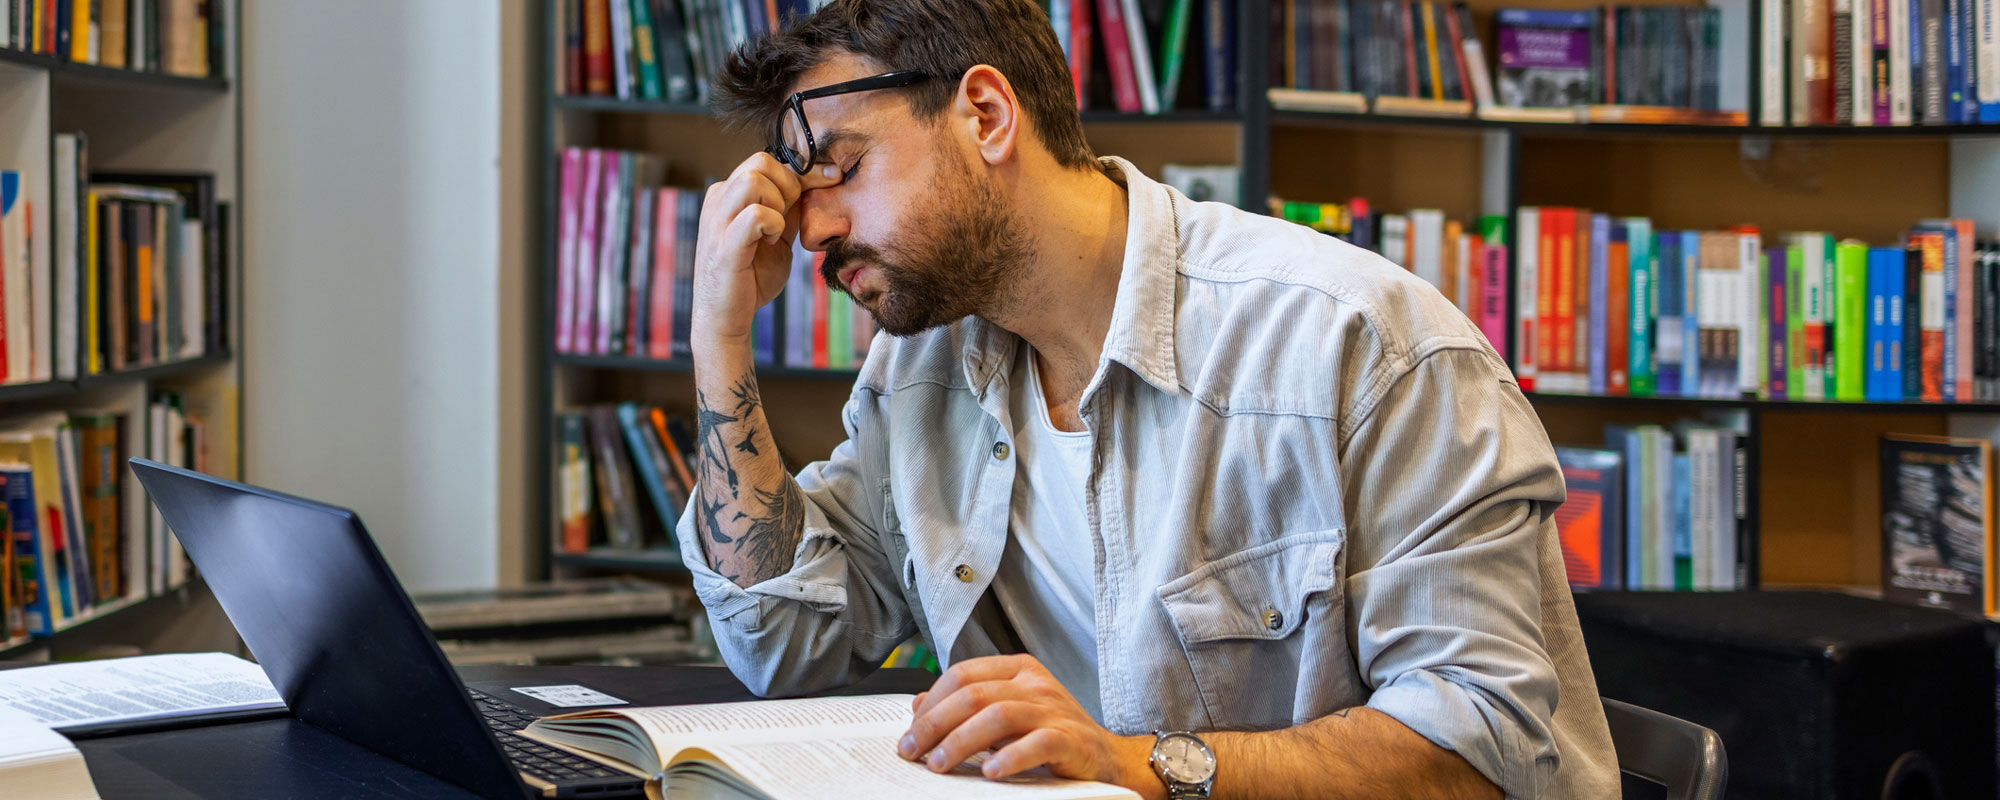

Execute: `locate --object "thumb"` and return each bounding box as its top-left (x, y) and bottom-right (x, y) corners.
top-left (799, 163), bottom-right (844, 192)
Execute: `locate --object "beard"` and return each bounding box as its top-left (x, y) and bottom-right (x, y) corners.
top-left (818, 143), bottom-right (1033, 337)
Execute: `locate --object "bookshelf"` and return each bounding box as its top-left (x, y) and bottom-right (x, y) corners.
top-left (529, 0), bottom-right (2000, 602)
top-left (0, 1), bottom-right (242, 659)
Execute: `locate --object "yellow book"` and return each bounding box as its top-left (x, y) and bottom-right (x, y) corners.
top-left (1421, 1), bottom-right (1444, 101)
top-left (70, 0), bottom-right (91, 63)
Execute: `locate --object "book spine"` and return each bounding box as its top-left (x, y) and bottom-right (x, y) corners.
top-left (1956, 220), bottom-right (1976, 400)
top-left (648, 189), bottom-right (677, 360)
top-left (1867, 247), bottom-right (1895, 399)
top-left (1919, 233), bottom-right (1945, 400)
top-left (1947, 0), bottom-right (1969, 119)
top-left (1902, 244), bottom-right (1922, 397)
top-left (555, 149), bottom-right (582, 354)
top-left (1548, 209), bottom-right (1572, 390)
top-left (1837, 0), bottom-right (1858, 121)
top-left (1478, 215), bottom-right (1509, 356)
top-left (1893, 0), bottom-right (1914, 121)
top-left (1630, 218), bottom-right (1656, 396)
top-left (1120, 0), bottom-right (1160, 112)
top-left (1071, 0), bottom-right (1094, 108)
top-left (1924, 0), bottom-right (1947, 120)
top-left (1157, 0), bottom-right (1193, 108)
top-left (1813, 235), bottom-right (1835, 399)
top-left (583, 0), bottom-right (611, 95)
top-left (625, 189), bottom-right (652, 357)
top-left (1609, 228), bottom-right (1632, 396)
top-left (628, 0), bottom-right (663, 100)
top-left (1981, 0), bottom-right (2000, 119)
top-left (1855, 0), bottom-right (1877, 120)
top-left (1516, 206), bottom-right (1539, 390)
top-left (1836, 241), bottom-right (1869, 399)
top-left (1656, 231), bottom-right (1684, 396)
top-left (1589, 214), bottom-right (1609, 395)
top-left (1096, 0), bottom-right (1142, 112)
top-left (1941, 224), bottom-right (1960, 399)
top-left (1202, 0), bottom-right (1232, 111)
top-left (1682, 230), bottom-right (1702, 395)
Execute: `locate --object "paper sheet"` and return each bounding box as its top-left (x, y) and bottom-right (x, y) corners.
top-left (0, 652), bottom-right (284, 730)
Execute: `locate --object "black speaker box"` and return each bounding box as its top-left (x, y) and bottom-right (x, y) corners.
top-left (1575, 591), bottom-right (1996, 800)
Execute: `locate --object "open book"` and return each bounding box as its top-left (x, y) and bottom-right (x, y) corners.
top-left (0, 707), bottom-right (100, 799)
top-left (518, 694), bottom-right (1139, 800)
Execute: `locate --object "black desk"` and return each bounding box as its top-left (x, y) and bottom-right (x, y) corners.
top-left (73, 664), bottom-right (939, 799)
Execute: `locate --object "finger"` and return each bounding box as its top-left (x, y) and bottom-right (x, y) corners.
top-left (914, 655), bottom-right (1033, 719)
top-left (799, 162), bottom-right (844, 191)
top-left (922, 700), bottom-right (1044, 774)
top-left (731, 153), bottom-right (808, 208)
top-left (911, 692), bottom-right (927, 714)
top-left (981, 728), bottom-right (1068, 780)
top-left (724, 204), bottom-right (788, 252)
top-left (716, 171), bottom-right (787, 226)
top-left (905, 675), bottom-right (1045, 761)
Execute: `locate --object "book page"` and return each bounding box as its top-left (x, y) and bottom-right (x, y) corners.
top-left (0, 706), bottom-right (99, 799)
top-left (679, 734), bottom-right (1138, 800)
top-left (0, 652), bottom-right (284, 731)
top-left (616, 694), bottom-right (916, 753)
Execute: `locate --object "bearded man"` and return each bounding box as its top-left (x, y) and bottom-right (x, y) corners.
top-left (676, 1), bottom-right (1619, 797)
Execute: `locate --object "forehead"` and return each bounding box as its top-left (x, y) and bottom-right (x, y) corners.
top-left (781, 56), bottom-right (914, 143)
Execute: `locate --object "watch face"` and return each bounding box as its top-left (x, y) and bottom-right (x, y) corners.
top-left (1156, 733), bottom-right (1217, 783)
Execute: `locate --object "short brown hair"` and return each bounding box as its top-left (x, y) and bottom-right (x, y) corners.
top-left (713, 0), bottom-right (1096, 170)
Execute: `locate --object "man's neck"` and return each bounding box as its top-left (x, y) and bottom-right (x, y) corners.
top-left (983, 163), bottom-right (1129, 413)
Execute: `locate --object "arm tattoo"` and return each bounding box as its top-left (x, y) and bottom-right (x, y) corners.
top-left (694, 371), bottom-right (807, 584)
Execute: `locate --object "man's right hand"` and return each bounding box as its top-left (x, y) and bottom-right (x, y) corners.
top-left (691, 153), bottom-right (842, 347)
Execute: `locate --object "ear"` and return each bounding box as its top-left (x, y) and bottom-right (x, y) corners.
top-left (952, 65), bottom-right (1020, 167)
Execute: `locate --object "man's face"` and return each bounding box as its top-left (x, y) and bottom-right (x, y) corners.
top-left (784, 58), bottom-right (1032, 337)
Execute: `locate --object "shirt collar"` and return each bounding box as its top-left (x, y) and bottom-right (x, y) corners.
top-left (960, 156), bottom-right (1182, 401)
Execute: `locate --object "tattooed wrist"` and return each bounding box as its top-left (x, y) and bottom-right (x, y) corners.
top-left (694, 370), bottom-right (806, 585)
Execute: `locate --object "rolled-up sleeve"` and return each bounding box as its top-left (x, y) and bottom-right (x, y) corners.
top-left (1340, 344), bottom-right (1565, 800)
top-left (673, 391), bottom-right (915, 698)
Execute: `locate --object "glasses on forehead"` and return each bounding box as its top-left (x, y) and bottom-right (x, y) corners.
top-left (767, 70), bottom-right (933, 175)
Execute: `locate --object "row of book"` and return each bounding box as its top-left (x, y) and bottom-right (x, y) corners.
top-left (1759, 0), bottom-right (2000, 126)
top-left (1514, 209), bottom-right (1996, 403)
top-left (1554, 414), bottom-right (1751, 591)
top-left (1, 0), bottom-right (225, 78)
top-left (553, 0), bottom-right (1240, 114)
top-left (1270, 198), bottom-right (1510, 350)
top-left (1269, 1), bottom-right (1753, 124)
top-left (556, 403), bottom-right (697, 555)
top-left (2, 395), bottom-right (202, 642)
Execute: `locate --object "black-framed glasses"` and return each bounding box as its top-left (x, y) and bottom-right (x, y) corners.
top-left (767, 70), bottom-right (933, 175)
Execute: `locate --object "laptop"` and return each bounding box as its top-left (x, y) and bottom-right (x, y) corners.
top-left (128, 458), bottom-right (647, 799)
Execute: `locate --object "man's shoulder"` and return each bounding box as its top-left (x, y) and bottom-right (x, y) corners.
top-left (1169, 199), bottom-right (1504, 410)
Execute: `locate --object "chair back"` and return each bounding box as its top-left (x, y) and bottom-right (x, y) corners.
top-left (1602, 696), bottom-right (1728, 800)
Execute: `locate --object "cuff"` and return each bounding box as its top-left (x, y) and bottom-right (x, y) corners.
top-left (1366, 670), bottom-right (1557, 800)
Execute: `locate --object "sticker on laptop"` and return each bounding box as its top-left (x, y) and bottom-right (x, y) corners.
top-left (509, 685), bottom-right (629, 707)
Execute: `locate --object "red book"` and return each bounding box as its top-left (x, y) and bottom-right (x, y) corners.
top-left (1607, 236), bottom-right (1630, 395)
top-left (555, 148), bottom-right (584, 354)
top-left (1070, 0), bottom-right (1095, 109)
top-left (811, 267), bottom-right (830, 369)
top-left (1548, 208), bottom-right (1575, 382)
top-left (583, 0), bottom-right (613, 95)
top-left (648, 189), bottom-right (678, 360)
top-left (1570, 210), bottom-right (1591, 382)
top-left (1917, 232), bottom-right (1945, 402)
top-left (1095, 0), bottom-right (1142, 112)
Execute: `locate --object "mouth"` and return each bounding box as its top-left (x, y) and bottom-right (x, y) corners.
top-left (837, 264), bottom-right (871, 294)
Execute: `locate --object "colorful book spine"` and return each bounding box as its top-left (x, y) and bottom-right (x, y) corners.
top-left (1768, 247), bottom-right (1789, 399)
top-left (1787, 245), bottom-right (1808, 397)
top-left (1902, 243), bottom-right (1924, 398)
top-left (648, 189), bottom-right (678, 360)
top-left (1918, 232), bottom-right (1946, 401)
top-left (1589, 213), bottom-right (1611, 395)
top-left (1681, 230), bottom-right (1701, 397)
top-left (1836, 240), bottom-right (1870, 400)
top-left (1868, 246), bottom-right (1904, 400)
top-left (1628, 218), bottom-right (1656, 396)
top-left (1478, 215), bottom-right (1509, 355)
top-left (1608, 224), bottom-right (1631, 395)
top-left (1095, 0), bottom-right (1143, 112)
top-left (1800, 235), bottom-right (1828, 400)
top-left (1516, 207), bottom-right (1540, 390)
top-left (1656, 231), bottom-right (1684, 396)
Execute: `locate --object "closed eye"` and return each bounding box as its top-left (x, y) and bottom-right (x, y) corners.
top-left (842, 158), bottom-right (862, 182)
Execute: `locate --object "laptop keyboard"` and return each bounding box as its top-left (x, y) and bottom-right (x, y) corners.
top-left (468, 688), bottom-right (631, 784)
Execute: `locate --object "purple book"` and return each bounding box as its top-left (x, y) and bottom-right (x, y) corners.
top-left (1495, 8), bottom-right (1598, 107)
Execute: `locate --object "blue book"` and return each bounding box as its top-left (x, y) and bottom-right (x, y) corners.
top-left (1672, 452), bottom-right (1692, 590)
top-left (1902, 245), bottom-right (1923, 399)
top-left (1627, 218), bottom-right (1656, 396)
top-left (1655, 232), bottom-right (1684, 396)
top-left (1554, 447), bottom-right (1625, 591)
top-left (1681, 230), bottom-right (1701, 398)
top-left (1588, 214), bottom-right (1611, 395)
top-left (752, 303), bottom-right (777, 365)
top-left (1931, 223), bottom-right (1961, 400)
top-left (1606, 425), bottom-right (1647, 589)
top-left (615, 402), bottom-right (682, 542)
top-left (1, 465), bottom-right (51, 636)
top-left (1866, 248), bottom-right (1903, 401)
top-left (1202, 0), bottom-right (1237, 112)
top-left (1947, 0), bottom-right (1970, 122)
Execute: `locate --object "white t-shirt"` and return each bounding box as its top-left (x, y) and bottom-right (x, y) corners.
top-left (992, 346), bottom-right (1103, 721)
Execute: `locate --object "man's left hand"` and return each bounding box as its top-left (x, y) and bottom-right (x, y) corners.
top-left (898, 654), bottom-right (1158, 794)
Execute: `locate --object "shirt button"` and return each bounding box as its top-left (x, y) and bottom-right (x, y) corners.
top-left (954, 564), bottom-right (975, 582)
top-left (992, 441), bottom-right (1010, 460)
top-left (1264, 608), bottom-right (1284, 631)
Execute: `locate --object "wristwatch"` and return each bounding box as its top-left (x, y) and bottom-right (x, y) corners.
top-left (1148, 730), bottom-right (1217, 799)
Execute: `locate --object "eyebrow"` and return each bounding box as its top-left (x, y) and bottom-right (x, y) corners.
top-left (809, 129), bottom-right (869, 164)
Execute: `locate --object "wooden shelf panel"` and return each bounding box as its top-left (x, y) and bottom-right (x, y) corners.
top-left (0, 581), bottom-right (202, 661)
top-left (0, 351), bottom-right (234, 404)
top-left (0, 48), bottom-right (227, 91)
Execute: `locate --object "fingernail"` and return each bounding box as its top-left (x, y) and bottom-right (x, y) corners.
top-left (820, 165), bottom-right (839, 179)
top-left (899, 733), bottom-right (916, 758)
top-left (927, 749), bottom-right (945, 770)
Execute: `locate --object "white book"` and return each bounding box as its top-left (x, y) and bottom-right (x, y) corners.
top-left (53, 135), bottom-right (78, 380)
top-left (1713, 429), bottom-right (1739, 589)
top-left (1409, 209), bottom-right (1445, 291)
top-left (1892, 0), bottom-right (1914, 123)
top-left (1381, 214), bottom-right (1410, 271)
top-left (1515, 208), bottom-right (1540, 387)
top-left (1687, 428), bottom-right (1716, 591)
top-left (1736, 231), bottom-right (1762, 392)
top-left (1120, 0), bottom-right (1160, 113)
top-left (1799, 234), bottom-right (1828, 399)
top-left (523, 694), bottom-right (1138, 800)
top-left (0, 707), bottom-right (98, 800)
top-left (2, 171), bottom-right (30, 384)
top-left (1456, 233), bottom-right (1474, 311)
top-left (1051, 0), bottom-right (1072, 61)
top-left (608, 0), bottom-right (633, 100)
top-left (1853, 0), bottom-right (1875, 124)
top-left (180, 219), bottom-right (203, 359)
top-left (1652, 428), bottom-right (1674, 589)
top-left (1981, 0), bottom-right (2000, 107)
top-left (1712, 0), bottom-right (1753, 112)
top-left (1761, 0), bottom-right (1788, 123)
top-left (596, 158), bottom-right (628, 356)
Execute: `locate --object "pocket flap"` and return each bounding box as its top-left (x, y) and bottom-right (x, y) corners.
top-left (1156, 530), bottom-right (1344, 644)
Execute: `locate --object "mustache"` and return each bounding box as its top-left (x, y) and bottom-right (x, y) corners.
top-left (819, 240), bottom-right (887, 295)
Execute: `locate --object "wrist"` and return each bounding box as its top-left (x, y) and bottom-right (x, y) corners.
top-left (1114, 734), bottom-right (1169, 800)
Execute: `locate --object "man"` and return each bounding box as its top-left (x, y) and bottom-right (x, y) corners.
top-left (678, 0), bottom-right (1618, 797)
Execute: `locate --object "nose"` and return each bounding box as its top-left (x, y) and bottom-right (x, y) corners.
top-left (796, 189), bottom-right (848, 253)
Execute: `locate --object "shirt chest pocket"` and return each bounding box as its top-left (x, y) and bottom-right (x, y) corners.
top-left (1156, 529), bottom-right (1350, 729)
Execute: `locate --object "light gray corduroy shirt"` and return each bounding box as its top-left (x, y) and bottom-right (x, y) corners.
top-left (677, 157), bottom-right (1620, 799)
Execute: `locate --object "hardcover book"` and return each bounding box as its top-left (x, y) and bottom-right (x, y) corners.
top-left (1879, 434), bottom-right (1992, 615)
top-left (1495, 8), bottom-right (1597, 107)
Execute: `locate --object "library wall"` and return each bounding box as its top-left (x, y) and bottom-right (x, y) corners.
top-left (244, 0), bottom-right (508, 593)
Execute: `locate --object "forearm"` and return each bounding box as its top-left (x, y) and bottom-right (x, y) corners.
top-left (1113, 708), bottom-right (1500, 800)
top-left (692, 335), bottom-right (806, 586)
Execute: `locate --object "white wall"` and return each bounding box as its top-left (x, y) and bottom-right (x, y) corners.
top-left (243, 1), bottom-right (505, 592)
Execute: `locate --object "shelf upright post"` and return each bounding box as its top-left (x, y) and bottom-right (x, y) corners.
top-left (1237, 0), bottom-right (1270, 212)
top-left (537, 0), bottom-right (562, 581)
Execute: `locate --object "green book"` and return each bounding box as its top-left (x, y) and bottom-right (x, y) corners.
top-left (1157, 0), bottom-right (1195, 109)
top-left (1478, 214), bottom-right (1507, 246)
top-left (1786, 245), bottom-right (1805, 396)
top-left (1820, 234), bottom-right (1838, 400)
top-left (629, 0), bottom-right (665, 101)
top-left (1834, 240), bottom-right (1868, 401)
top-left (827, 292), bottom-right (851, 369)
top-left (1627, 218), bottom-right (1655, 397)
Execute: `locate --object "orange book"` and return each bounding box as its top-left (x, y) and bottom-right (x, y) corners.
top-left (1441, 220), bottom-right (1461, 311)
top-left (1551, 208), bottom-right (1577, 382)
top-left (135, 203), bottom-right (155, 366)
top-left (649, 407), bottom-right (697, 495)
top-left (583, 0), bottom-right (613, 95)
top-left (1571, 210), bottom-right (1592, 384)
top-left (1536, 209), bottom-right (1561, 384)
top-left (1607, 235), bottom-right (1631, 395)
top-left (1917, 232), bottom-right (1946, 402)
